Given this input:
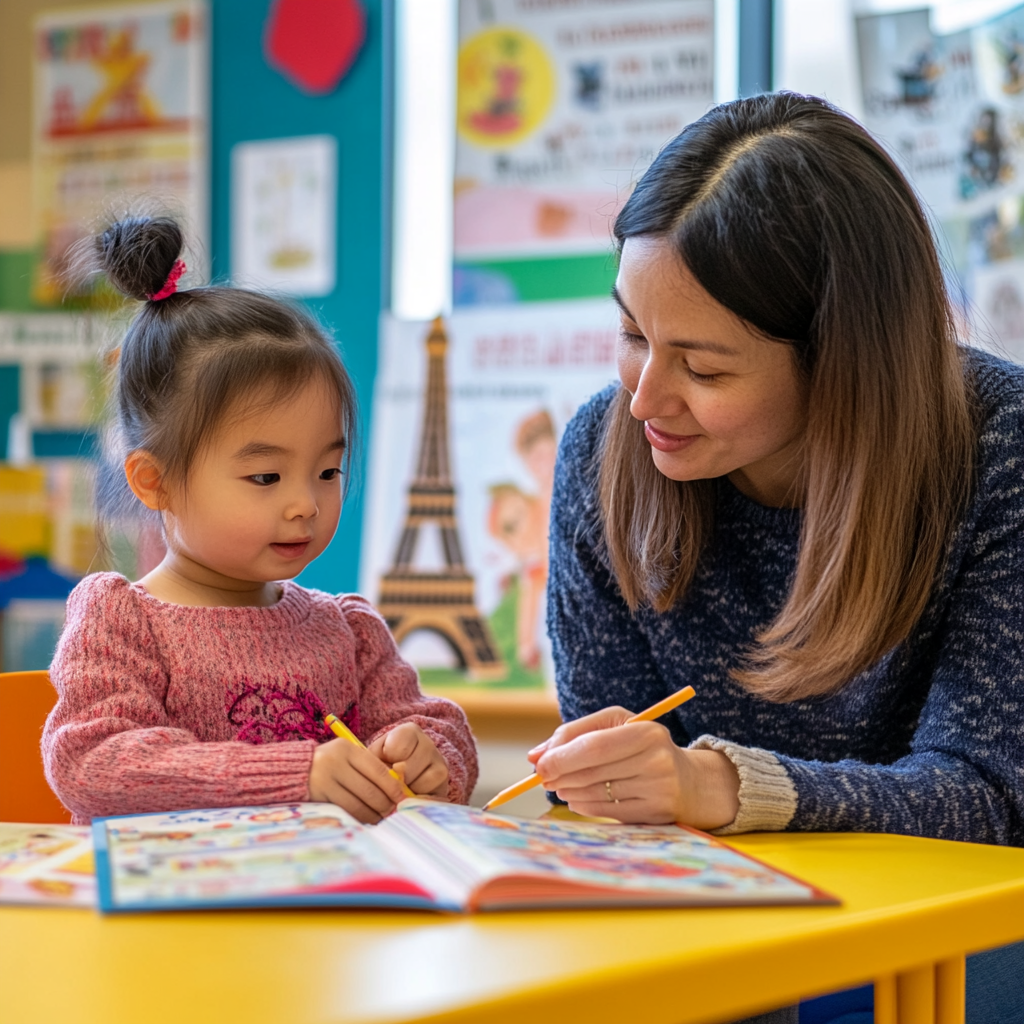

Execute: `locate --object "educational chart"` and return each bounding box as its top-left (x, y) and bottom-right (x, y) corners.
top-left (31, 1), bottom-right (208, 306)
top-left (92, 800), bottom-right (836, 913)
top-left (454, 0), bottom-right (714, 262)
top-left (856, 4), bottom-right (1024, 363)
top-left (0, 823), bottom-right (96, 907)
top-left (361, 301), bottom-right (620, 689)
top-left (231, 135), bottom-right (337, 297)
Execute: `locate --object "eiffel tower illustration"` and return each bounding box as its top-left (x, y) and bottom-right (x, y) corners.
top-left (377, 316), bottom-right (506, 681)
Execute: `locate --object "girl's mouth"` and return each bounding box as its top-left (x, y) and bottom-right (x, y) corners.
top-left (271, 541), bottom-right (312, 559)
top-left (644, 422), bottom-right (699, 453)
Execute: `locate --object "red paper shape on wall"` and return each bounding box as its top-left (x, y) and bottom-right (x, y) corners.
top-left (264, 0), bottom-right (366, 95)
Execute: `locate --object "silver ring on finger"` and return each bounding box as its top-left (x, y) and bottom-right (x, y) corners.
top-left (605, 780), bottom-right (619, 804)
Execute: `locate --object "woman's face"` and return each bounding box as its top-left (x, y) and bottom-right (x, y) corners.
top-left (615, 236), bottom-right (808, 507)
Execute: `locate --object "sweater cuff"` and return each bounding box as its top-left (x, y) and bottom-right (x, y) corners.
top-left (688, 734), bottom-right (797, 835)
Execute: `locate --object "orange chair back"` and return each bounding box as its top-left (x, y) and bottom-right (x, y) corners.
top-left (0, 670), bottom-right (72, 823)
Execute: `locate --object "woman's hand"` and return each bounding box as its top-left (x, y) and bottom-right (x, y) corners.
top-left (309, 738), bottom-right (408, 823)
top-left (527, 707), bottom-right (740, 830)
top-left (369, 723), bottom-right (450, 799)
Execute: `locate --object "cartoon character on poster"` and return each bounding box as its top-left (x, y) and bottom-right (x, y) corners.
top-left (961, 106), bottom-right (1015, 198)
top-left (458, 27), bottom-right (555, 146)
top-left (486, 410), bottom-right (557, 673)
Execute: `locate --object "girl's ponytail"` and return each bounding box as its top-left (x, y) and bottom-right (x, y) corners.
top-left (98, 217), bottom-right (185, 303)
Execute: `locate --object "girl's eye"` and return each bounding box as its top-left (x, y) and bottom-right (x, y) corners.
top-left (320, 468), bottom-right (341, 481)
top-left (249, 473), bottom-right (280, 486)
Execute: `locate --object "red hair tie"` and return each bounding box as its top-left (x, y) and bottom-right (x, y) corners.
top-left (147, 259), bottom-right (186, 301)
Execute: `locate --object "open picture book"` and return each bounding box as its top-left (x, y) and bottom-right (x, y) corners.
top-left (91, 799), bottom-right (837, 913)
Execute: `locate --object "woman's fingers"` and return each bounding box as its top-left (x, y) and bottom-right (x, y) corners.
top-left (555, 764), bottom-right (686, 826)
top-left (528, 706), bottom-right (634, 762)
top-left (536, 720), bottom-right (672, 786)
top-left (543, 748), bottom-right (652, 794)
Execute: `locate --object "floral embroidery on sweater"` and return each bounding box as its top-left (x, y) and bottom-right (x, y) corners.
top-left (226, 681), bottom-right (363, 745)
top-left (227, 681), bottom-right (330, 744)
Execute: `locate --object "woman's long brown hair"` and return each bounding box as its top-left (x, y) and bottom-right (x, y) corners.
top-left (600, 93), bottom-right (977, 702)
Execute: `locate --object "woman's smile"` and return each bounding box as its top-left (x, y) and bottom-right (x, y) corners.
top-left (644, 421), bottom-right (700, 453)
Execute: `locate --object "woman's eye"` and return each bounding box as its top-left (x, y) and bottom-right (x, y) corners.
top-left (619, 327), bottom-right (646, 345)
top-left (249, 473), bottom-right (280, 486)
top-left (688, 369), bottom-right (719, 384)
top-left (320, 468), bottom-right (341, 481)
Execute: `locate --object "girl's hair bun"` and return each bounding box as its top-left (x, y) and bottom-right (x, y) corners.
top-left (99, 216), bottom-right (184, 301)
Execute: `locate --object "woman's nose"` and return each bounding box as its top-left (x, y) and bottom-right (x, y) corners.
top-left (629, 356), bottom-right (686, 423)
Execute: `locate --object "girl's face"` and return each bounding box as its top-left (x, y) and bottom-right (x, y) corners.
top-left (161, 377), bottom-right (345, 588)
top-left (615, 236), bottom-right (808, 507)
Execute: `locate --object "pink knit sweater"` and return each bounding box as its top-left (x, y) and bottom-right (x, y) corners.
top-left (43, 573), bottom-right (478, 823)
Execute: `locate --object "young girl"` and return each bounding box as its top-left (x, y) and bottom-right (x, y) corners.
top-left (42, 216), bottom-right (478, 825)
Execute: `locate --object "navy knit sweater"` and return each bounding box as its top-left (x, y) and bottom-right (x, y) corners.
top-left (547, 350), bottom-right (1024, 845)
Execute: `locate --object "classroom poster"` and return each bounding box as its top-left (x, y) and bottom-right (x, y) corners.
top-left (361, 301), bottom-right (620, 689)
top-left (231, 135), bottom-right (337, 297)
top-left (855, 10), bottom-right (980, 219)
top-left (31, 2), bottom-right (208, 306)
top-left (856, 4), bottom-right (1024, 364)
top-left (970, 256), bottom-right (1024, 362)
top-left (454, 0), bottom-right (714, 262)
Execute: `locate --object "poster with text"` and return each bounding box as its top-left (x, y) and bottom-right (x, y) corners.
top-left (856, 10), bottom-right (983, 219)
top-left (857, 4), bottom-right (1024, 364)
top-left (361, 301), bottom-right (620, 689)
top-left (454, 0), bottom-right (714, 261)
top-left (32, 1), bottom-right (208, 306)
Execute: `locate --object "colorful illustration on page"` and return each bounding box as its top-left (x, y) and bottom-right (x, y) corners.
top-left (104, 803), bottom-right (420, 906)
top-left (402, 803), bottom-right (813, 899)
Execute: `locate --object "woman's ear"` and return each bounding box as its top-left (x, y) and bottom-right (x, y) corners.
top-left (124, 450), bottom-right (167, 510)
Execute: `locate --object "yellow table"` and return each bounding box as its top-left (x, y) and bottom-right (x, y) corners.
top-left (2, 832), bottom-right (1022, 1024)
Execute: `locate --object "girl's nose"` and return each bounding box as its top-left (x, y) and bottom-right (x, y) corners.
top-left (285, 486), bottom-right (319, 520)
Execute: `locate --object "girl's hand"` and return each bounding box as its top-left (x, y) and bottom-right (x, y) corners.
top-left (527, 707), bottom-right (740, 830)
top-left (369, 723), bottom-right (450, 798)
top-left (309, 738), bottom-right (408, 823)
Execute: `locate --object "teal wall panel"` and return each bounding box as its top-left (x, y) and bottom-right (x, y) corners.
top-left (0, 364), bottom-right (19, 457)
top-left (211, 0), bottom-right (387, 595)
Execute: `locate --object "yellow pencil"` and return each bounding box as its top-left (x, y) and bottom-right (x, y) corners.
top-left (481, 685), bottom-right (697, 811)
top-left (323, 713), bottom-right (416, 799)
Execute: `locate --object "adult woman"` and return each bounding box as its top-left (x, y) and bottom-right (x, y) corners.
top-left (533, 90), bottom-right (1023, 1024)
top-left (534, 93), bottom-right (1024, 846)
